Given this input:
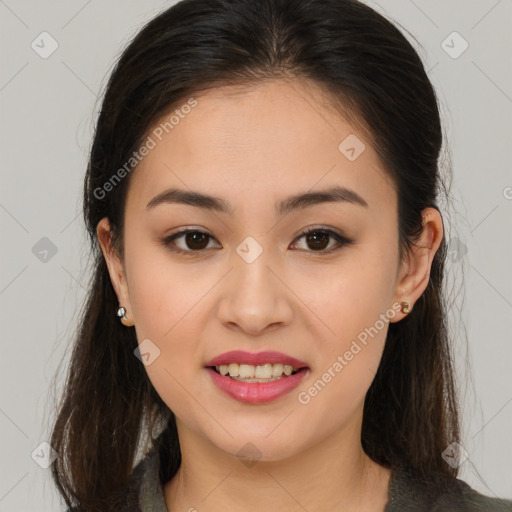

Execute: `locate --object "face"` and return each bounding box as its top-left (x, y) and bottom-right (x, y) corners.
top-left (98, 78), bottom-right (440, 462)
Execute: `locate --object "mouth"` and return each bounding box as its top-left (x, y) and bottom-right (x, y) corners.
top-left (207, 363), bottom-right (308, 383)
top-left (204, 363), bottom-right (310, 404)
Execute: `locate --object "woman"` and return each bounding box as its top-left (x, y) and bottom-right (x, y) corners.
top-left (50, 0), bottom-right (512, 510)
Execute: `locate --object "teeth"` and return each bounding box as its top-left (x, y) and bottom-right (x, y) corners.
top-left (239, 364), bottom-right (255, 379)
top-left (216, 363), bottom-right (299, 379)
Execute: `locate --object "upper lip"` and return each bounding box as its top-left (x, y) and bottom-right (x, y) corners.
top-left (205, 350), bottom-right (308, 368)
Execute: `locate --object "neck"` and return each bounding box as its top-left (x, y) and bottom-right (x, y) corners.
top-left (164, 416), bottom-right (391, 512)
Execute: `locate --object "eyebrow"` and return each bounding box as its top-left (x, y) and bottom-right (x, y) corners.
top-left (145, 185), bottom-right (368, 216)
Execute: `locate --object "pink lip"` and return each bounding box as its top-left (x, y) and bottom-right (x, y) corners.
top-left (205, 350), bottom-right (308, 368)
top-left (205, 367), bottom-right (310, 404)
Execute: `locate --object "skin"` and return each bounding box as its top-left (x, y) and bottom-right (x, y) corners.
top-left (97, 78), bottom-right (443, 512)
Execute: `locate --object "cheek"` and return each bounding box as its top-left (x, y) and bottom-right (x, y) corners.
top-left (124, 242), bottom-right (210, 396)
top-left (126, 241), bottom-right (208, 339)
top-left (295, 247), bottom-right (397, 407)
top-left (125, 245), bottom-right (210, 418)
top-left (300, 244), bottom-right (397, 341)
top-left (294, 297), bottom-right (390, 433)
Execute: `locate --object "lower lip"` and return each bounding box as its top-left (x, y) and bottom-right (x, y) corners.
top-left (205, 367), bottom-right (309, 404)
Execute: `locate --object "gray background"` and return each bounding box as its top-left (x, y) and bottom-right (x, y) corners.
top-left (0, 0), bottom-right (511, 510)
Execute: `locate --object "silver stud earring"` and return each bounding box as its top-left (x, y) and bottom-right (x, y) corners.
top-left (117, 306), bottom-right (128, 321)
top-left (117, 306), bottom-right (134, 326)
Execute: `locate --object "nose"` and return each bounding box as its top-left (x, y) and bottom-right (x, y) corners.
top-left (216, 252), bottom-right (294, 336)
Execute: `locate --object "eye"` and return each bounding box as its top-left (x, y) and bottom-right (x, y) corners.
top-left (161, 229), bottom-right (220, 253)
top-left (160, 227), bottom-right (354, 255)
top-left (291, 227), bottom-right (354, 253)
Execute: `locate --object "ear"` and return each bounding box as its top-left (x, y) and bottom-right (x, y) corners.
top-left (389, 207), bottom-right (444, 322)
top-left (96, 217), bottom-right (135, 326)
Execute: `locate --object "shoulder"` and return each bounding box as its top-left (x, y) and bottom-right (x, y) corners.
top-left (386, 466), bottom-right (512, 512)
top-left (432, 480), bottom-right (512, 512)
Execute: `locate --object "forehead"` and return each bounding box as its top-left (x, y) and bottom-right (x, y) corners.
top-left (126, 79), bottom-right (396, 216)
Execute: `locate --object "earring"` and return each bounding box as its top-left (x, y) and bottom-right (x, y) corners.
top-left (117, 306), bottom-right (133, 326)
top-left (401, 301), bottom-right (411, 314)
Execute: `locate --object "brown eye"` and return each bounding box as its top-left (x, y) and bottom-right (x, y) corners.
top-left (162, 229), bottom-right (219, 253)
top-left (304, 231), bottom-right (330, 251)
top-left (292, 228), bottom-right (353, 253)
top-left (182, 231), bottom-right (210, 250)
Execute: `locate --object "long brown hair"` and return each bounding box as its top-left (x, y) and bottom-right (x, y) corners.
top-left (48, 0), bottom-right (465, 509)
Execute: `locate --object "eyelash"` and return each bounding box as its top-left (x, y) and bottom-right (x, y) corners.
top-left (160, 227), bottom-right (354, 256)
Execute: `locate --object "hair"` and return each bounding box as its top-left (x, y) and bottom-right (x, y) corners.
top-left (48, 0), bottom-right (465, 510)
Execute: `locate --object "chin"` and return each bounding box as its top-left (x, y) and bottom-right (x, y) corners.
top-left (209, 431), bottom-right (304, 464)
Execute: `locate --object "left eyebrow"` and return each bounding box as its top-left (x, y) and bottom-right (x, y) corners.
top-left (145, 185), bottom-right (368, 215)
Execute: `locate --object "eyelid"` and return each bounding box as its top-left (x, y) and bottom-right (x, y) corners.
top-left (291, 225), bottom-right (354, 253)
top-left (160, 225), bottom-right (354, 255)
top-left (161, 226), bottom-right (220, 254)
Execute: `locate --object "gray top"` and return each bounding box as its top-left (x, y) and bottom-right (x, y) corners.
top-left (67, 448), bottom-right (512, 511)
